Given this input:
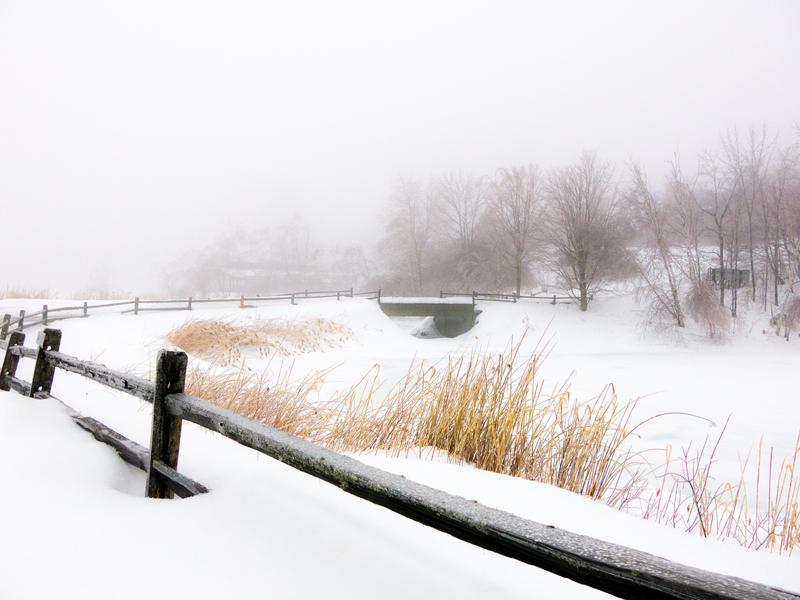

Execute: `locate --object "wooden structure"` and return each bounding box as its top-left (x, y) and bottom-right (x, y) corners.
top-left (708, 268), bottom-right (750, 289)
top-left (441, 290), bottom-right (584, 305)
top-left (0, 288), bottom-right (380, 336)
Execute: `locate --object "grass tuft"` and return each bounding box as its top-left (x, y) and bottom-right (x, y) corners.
top-left (165, 318), bottom-right (353, 365)
top-left (0, 286), bottom-right (51, 299)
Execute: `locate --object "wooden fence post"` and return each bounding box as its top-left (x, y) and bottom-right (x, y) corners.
top-left (146, 350), bottom-right (188, 499)
top-left (291, 293), bottom-right (296, 305)
top-left (188, 296), bottom-right (192, 311)
top-left (377, 288), bottom-right (381, 303)
top-left (472, 291), bottom-right (476, 305)
top-left (17, 310), bottom-right (25, 331)
top-left (349, 287), bottom-right (353, 298)
top-left (304, 289), bottom-right (308, 298)
top-left (134, 297), bottom-right (139, 315)
top-left (1, 314), bottom-right (10, 340)
top-left (337, 291), bottom-right (340, 301)
top-left (83, 301), bottom-right (88, 317)
top-left (0, 331), bottom-right (25, 391)
top-left (552, 295), bottom-right (556, 305)
top-left (42, 304), bottom-right (48, 325)
top-left (239, 294), bottom-right (244, 309)
top-left (29, 328), bottom-right (61, 398)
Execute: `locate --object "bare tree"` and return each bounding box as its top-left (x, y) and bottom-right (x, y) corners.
top-left (546, 153), bottom-right (626, 311)
top-left (773, 144), bottom-right (800, 289)
top-left (664, 157), bottom-right (736, 338)
top-left (489, 165), bottom-right (541, 296)
top-left (628, 164), bottom-right (685, 327)
top-left (667, 158), bottom-right (704, 283)
top-left (432, 172), bottom-right (488, 288)
top-left (433, 172), bottom-right (486, 252)
top-left (720, 126), bottom-right (777, 307)
top-left (274, 215), bottom-right (318, 287)
top-left (697, 151), bottom-right (739, 310)
top-left (760, 145), bottom-right (797, 307)
top-left (770, 140), bottom-right (800, 339)
top-left (382, 177), bottom-right (434, 294)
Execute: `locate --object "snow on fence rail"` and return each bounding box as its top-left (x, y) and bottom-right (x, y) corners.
top-left (440, 290), bottom-right (581, 304)
top-left (0, 288), bottom-right (381, 336)
top-left (0, 327), bottom-right (796, 600)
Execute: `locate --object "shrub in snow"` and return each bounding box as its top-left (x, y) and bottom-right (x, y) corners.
top-left (685, 280), bottom-right (730, 339)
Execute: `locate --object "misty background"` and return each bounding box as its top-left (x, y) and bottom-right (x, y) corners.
top-left (1, 0), bottom-right (798, 295)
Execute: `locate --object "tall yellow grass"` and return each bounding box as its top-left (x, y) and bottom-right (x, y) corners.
top-left (184, 340), bottom-right (649, 506)
top-left (166, 318), bottom-right (353, 365)
top-left (186, 363), bottom-right (332, 439)
top-left (324, 348), bottom-right (646, 504)
top-left (179, 331), bottom-right (799, 554)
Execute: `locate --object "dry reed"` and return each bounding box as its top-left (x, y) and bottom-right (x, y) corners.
top-left (0, 286), bottom-right (51, 299)
top-left (71, 289), bottom-right (132, 301)
top-left (185, 339), bottom-right (650, 505)
top-left (324, 345), bottom-right (649, 505)
top-left (641, 425), bottom-right (799, 554)
top-left (181, 338), bottom-right (799, 554)
top-left (186, 363), bottom-right (333, 439)
top-left (166, 318), bottom-right (353, 365)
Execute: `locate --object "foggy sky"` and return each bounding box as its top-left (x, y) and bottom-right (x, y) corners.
top-left (1, 0), bottom-right (798, 293)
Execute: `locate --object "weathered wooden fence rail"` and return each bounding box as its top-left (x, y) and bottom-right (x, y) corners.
top-left (0, 288), bottom-right (380, 338)
top-left (1, 329), bottom-right (206, 497)
top-left (440, 290), bottom-right (588, 305)
top-left (0, 327), bottom-right (796, 600)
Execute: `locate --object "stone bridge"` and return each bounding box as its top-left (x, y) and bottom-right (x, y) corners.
top-left (378, 297), bottom-right (479, 337)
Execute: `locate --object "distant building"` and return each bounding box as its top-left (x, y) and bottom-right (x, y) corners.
top-left (708, 267), bottom-right (749, 289)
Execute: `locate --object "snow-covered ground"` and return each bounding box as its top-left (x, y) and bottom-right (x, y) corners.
top-left (0, 294), bottom-right (798, 598)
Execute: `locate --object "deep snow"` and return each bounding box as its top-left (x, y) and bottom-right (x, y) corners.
top-left (0, 294), bottom-right (798, 598)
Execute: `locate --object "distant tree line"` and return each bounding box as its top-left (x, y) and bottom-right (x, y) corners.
top-left (161, 217), bottom-right (379, 297)
top-left (381, 126), bottom-right (800, 335)
top-left (162, 125), bottom-right (800, 337)
top-left (382, 153), bottom-right (635, 312)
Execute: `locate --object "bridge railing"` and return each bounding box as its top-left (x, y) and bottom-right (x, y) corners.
top-left (0, 327), bottom-right (795, 600)
top-left (440, 290), bottom-right (588, 304)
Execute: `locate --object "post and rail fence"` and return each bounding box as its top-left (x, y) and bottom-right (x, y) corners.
top-left (0, 288), bottom-right (590, 339)
top-left (0, 326), bottom-right (796, 600)
top-left (0, 288), bottom-right (381, 338)
top-left (440, 290), bottom-right (586, 305)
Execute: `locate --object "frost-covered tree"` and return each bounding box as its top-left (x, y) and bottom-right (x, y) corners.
top-left (720, 127), bottom-right (775, 304)
top-left (488, 165), bottom-right (541, 296)
top-left (431, 172), bottom-right (488, 288)
top-left (627, 164), bottom-right (685, 328)
top-left (768, 144), bottom-right (800, 298)
top-left (658, 157), bottom-right (735, 338)
top-left (546, 153), bottom-right (627, 311)
top-left (696, 149), bottom-right (741, 312)
top-left (433, 172), bottom-right (485, 252)
top-left (382, 177), bottom-right (434, 294)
